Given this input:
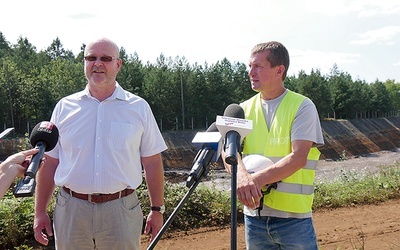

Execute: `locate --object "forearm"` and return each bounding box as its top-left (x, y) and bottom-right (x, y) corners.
top-left (142, 154), bottom-right (164, 206)
top-left (252, 152), bottom-right (306, 186)
top-left (253, 140), bottom-right (312, 187)
top-left (0, 163), bottom-right (20, 198)
top-left (146, 169), bottom-right (164, 207)
top-left (34, 158), bottom-right (57, 213)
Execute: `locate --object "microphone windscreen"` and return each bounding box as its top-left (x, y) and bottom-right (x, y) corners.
top-left (206, 122), bottom-right (218, 132)
top-left (223, 104), bottom-right (245, 119)
top-left (29, 121), bottom-right (59, 151)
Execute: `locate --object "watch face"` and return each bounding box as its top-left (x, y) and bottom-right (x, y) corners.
top-left (152, 205), bottom-right (165, 214)
top-left (160, 205), bottom-right (165, 213)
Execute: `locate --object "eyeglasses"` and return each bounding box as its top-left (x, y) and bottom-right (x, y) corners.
top-left (84, 55), bottom-right (118, 62)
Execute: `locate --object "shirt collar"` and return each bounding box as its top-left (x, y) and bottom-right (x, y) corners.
top-left (80, 82), bottom-right (128, 101)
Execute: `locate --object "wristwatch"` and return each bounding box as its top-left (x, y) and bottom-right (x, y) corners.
top-left (151, 205), bottom-right (165, 214)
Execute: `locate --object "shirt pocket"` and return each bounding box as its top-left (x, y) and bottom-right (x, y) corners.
top-left (109, 122), bottom-right (142, 151)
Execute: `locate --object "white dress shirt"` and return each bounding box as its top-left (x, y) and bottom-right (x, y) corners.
top-left (47, 83), bottom-right (167, 194)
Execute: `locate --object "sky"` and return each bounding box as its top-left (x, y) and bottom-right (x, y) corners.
top-left (0, 0), bottom-right (399, 83)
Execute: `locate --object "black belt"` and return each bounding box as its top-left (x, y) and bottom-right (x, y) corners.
top-left (62, 186), bottom-right (134, 203)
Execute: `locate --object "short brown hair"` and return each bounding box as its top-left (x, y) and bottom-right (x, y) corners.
top-left (251, 41), bottom-right (290, 80)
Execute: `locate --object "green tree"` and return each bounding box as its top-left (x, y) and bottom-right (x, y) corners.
top-left (296, 69), bottom-right (331, 118)
top-left (231, 61), bottom-right (253, 104)
top-left (39, 58), bottom-right (85, 104)
top-left (117, 50), bottom-right (145, 96)
top-left (75, 43), bottom-right (86, 63)
top-left (10, 37), bottom-right (39, 77)
top-left (328, 65), bottom-right (354, 119)
top-left (143, 54), bottom-right (177, 130)
top-left (0, 59), bottom-right (18, 129)
top-left (45, 37), bottom-right (75, 60)
top-left (1, 34), bottom-right (400, 134)
top-left (370, 80), bottom-right (392, 116)
top-left (184, 64), bottom-right (209, 129)
top-left (0, 32), bottom-right (11, 59)
top-left (285, 71), bottom-right (300, 93)
top-left (384, 79), bottom-right (400, 113)
top-left (349, 79), bottom-right (374, 118)
top-left (203, 59), bottom-right (235, 117)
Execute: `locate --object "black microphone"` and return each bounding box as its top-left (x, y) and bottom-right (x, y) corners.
top-left (186, 122), bottom-right (223, 188)
top-left (216, 104), bottom-right (253, 165)
top-left (14, 121), bottom-right (59, 197)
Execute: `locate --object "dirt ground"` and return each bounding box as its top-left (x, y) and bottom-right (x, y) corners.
top-left (141, 150), bottom-right (400, 250)
top-left (140, 199), bottom-right (400, 249)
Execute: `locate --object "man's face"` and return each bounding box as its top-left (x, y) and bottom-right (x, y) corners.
top-left (248, 50), bottom-right (278, 92)
top-left (84, 41), bottom-right (121, 87)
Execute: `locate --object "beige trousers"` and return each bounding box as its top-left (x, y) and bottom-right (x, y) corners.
top-left (53, 187), bottom-right (143, 250)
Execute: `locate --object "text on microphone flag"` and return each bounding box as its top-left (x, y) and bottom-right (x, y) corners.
top-left (37, 121), bottom-right (55, 133)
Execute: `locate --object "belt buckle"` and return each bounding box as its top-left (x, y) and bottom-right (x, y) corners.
top-left (88, 194), bottom-right (100, 203)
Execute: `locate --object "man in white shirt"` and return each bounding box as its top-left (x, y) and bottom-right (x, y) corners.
top-left (33, 37), bottom-right (167, 250)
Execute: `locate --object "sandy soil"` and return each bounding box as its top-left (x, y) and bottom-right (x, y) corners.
top-left (141, 199), bottom-right (400, 249)
top-left (141, 149), bottom-right (400, 250)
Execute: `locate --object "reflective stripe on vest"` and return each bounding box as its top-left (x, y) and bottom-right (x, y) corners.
top-left (276, 182), bottom-right (314, 195)
top-left (241, 91), bottom-right (321, 214)
top-left (260, 156), bottom-right (316, 195)
top-left (243, 155), bottom-right (317, 195)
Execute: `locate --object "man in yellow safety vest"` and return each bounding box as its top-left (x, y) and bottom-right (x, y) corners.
top-left (222, 41), bottom-right (324, 250)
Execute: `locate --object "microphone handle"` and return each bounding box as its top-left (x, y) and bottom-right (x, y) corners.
top-left (186, 146), bottom-right (215, 188)
top-left (224, 131), bottom-right (241, 165)
top-left (25, 141), bottom-right (47, 178)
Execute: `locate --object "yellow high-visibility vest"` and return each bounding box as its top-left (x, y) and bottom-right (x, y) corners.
top-left (241, 91), bottom-right (320, 213)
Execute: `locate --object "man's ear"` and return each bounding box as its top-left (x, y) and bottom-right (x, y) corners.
top-left (277, 65), bottom-right (284, 75)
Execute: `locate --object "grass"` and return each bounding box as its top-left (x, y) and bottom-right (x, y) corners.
top-left (0, 162), bottom-right (399, 249)
top-left (313, 163), bottom-right (400, 209)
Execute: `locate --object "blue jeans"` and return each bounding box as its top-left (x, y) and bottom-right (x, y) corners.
top-left (244, 215), bottom-right (318, 250)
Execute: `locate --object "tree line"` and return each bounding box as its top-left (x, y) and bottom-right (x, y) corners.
top-left (1, 33), bottom-right (399, 135)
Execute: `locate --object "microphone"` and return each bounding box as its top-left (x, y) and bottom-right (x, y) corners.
top-left (216, 104), bottom-right (253, 165)
top-left (14, 121), bottom-right (59, 197)
top-left (186, 122), bottom-right (222, 188)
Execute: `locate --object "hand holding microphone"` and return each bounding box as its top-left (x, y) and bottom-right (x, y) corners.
top-left (7, 148), bottom-right (43, 177)
top-left (14, 121), bottom-right (59, 197)
top-left (0, 148), bottom-right (42, 199)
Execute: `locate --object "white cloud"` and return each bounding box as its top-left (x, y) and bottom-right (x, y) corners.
top-left (68, 13), bottom-right (96, 19)
top-left (351, 26), bottom-right (400, 45)
top-left (305, 0), bottom-right (400, 17)
top-left (290, 49), bottom-right (360, 76)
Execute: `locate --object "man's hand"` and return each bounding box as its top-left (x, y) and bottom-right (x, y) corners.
top-left (222, 152), bottom-right (263, 209)
top-left (237, 169), bottom-right (262, 209)
top-left (144, 211), bottom-right (163, 242)
top-left (33, 211), bottom-right (53, 246)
